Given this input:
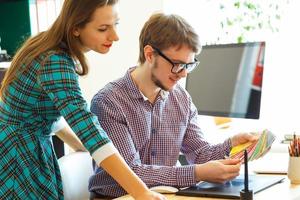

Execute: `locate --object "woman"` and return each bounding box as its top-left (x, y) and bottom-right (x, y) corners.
top-left (0, 0), bottom-right (165, 199)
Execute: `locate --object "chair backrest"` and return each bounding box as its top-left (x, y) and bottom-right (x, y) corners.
top-left (58, 152), bottom-right (93, 200)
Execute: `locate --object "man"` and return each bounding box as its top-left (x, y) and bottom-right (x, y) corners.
top-left (88, 13), bottom-right (257, 198)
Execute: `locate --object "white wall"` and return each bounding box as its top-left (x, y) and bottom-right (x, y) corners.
top-left (259, 0), bottom-right (300, 133)
top-left (79, 1), bottom-right (163, 103)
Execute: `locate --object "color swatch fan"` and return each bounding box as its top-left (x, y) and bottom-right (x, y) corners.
top-left (230, 130), bottom-right (276, 162)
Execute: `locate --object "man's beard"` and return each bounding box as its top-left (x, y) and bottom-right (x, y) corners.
top-left (151, 60), bottom-right (169, 91)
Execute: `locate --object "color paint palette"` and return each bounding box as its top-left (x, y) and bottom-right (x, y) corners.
top-left (230, 130), bottom-right (276, 162)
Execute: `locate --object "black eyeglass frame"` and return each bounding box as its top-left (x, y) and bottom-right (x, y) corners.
top-left (152, 46), bottom-right (200, 74)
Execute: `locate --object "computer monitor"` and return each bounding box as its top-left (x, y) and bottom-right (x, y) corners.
top-left (186, 42), bottom-right (265, 119)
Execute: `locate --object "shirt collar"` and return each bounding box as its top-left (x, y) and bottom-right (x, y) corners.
top-left (124, 66), bottom-right (169, 101)
top-left (140, 89), bottom-right (169, 101)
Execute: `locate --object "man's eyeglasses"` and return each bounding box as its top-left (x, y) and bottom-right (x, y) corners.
top-left (152, 46), bottom-right (200, 74)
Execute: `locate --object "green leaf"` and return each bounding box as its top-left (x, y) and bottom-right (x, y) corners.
top-left (237, 36), bottom-right (243, 43)
top-left (244, 2), bottom-right (256, 10)
top-left (234, 2), bottom-right (240, 8)
top-left (243, 26), bottom-right (251, 31)
top-left (226, 18), bottom-right (233, 26)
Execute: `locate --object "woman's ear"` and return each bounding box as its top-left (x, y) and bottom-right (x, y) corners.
top-left (73, 27), bottom-right (80, 37)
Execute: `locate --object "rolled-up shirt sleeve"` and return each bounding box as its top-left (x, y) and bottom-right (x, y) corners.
top-left (181, 97), bottom-right (232, 164)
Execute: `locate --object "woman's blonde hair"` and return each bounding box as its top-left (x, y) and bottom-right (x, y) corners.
top-left (0, 0), bottom-right (118, 97)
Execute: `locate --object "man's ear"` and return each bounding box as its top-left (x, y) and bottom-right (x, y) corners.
top-left (144, 45), bottom-right (155, 63)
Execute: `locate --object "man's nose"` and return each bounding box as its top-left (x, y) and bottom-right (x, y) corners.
top-left (177, 68), bottom-right (188, 78)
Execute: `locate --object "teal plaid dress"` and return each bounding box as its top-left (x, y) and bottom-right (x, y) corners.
top-left (0, 50), bottom-right (111, 199)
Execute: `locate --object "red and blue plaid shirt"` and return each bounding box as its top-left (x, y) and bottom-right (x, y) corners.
top-left (89, 67), bottom-right (231, 197)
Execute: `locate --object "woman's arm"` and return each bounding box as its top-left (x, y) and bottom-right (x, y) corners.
top-left (56, 126), bottom-right (87, 152)
top-left (100, 153), bottom-right (163, 200)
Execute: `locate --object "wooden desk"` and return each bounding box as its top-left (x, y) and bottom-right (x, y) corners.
top-left (114, 177), bottom-right (300, 200)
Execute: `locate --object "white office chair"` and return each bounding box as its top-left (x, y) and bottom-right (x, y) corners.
top-left (58, 152), bottom-right (94, 200)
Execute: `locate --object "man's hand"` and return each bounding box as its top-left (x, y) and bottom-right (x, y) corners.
top-left (230, 132), bottom-right (259, 147)
top-left (195, 159), bottom-right (241, 183)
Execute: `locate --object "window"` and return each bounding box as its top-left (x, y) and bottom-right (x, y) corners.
top-left (163, 0), bottom-right (300, 136)
top-left (30, 0), bottom-right (63, 34)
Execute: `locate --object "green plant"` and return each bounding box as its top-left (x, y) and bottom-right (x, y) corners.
top-left (218, 0), bottom-right (289, 43)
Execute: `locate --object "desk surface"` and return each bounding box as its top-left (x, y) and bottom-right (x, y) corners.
top-left (114, 176), bottom-right (300, 200)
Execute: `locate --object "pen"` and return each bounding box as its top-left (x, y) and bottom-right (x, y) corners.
top-left (244, 150), bottom-right (248, 192)
top-left (296, 138), bottom-right (298, 156)
top-left (240, 149), bottom-right (253, 200)
top-left (289, 134), bottom-right (300, 157)
top-left (294, 134), bottom-right (298, 157)
top-left (288, 145), bottom-right (292, 157)
top-left (298, 138), bottom-right (300, 155)
top-left (299, 139), bottom-right (300, 156)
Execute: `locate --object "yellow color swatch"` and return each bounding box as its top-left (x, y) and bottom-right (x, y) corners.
top-left (230, 141), bottom-right (253, 156)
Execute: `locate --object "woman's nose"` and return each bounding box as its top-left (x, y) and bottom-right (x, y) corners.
top-left (109, 28), bottom-right (119, 42)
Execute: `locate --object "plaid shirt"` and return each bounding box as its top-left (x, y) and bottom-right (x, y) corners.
top-left (89, 67), bottom-right (231, 197)
top-left (0, 50), bottom-right (112, 199)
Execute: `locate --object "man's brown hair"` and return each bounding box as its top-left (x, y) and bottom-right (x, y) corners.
top-left (138, 13), bottom-right (201, 64)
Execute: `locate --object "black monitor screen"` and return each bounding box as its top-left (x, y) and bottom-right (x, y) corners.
top-left (186, 42), bottom-right (265, 119)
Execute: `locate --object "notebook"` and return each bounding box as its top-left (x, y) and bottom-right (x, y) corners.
top-left (251, 153), bottom-right (288, 174)
top-left (176, 175), bottom-right (285, 199)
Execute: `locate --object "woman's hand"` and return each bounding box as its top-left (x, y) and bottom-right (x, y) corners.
top-left (135, 190), bottom-right (166, 200)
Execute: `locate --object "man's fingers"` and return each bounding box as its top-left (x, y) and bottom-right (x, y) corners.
top-left (220, 158), bottom-right (241, 165)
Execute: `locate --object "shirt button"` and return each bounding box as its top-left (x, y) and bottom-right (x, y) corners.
top-left (151, 151), bottom-right (156, 156)
top-left (151, 128), bottom-right (156, 134)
